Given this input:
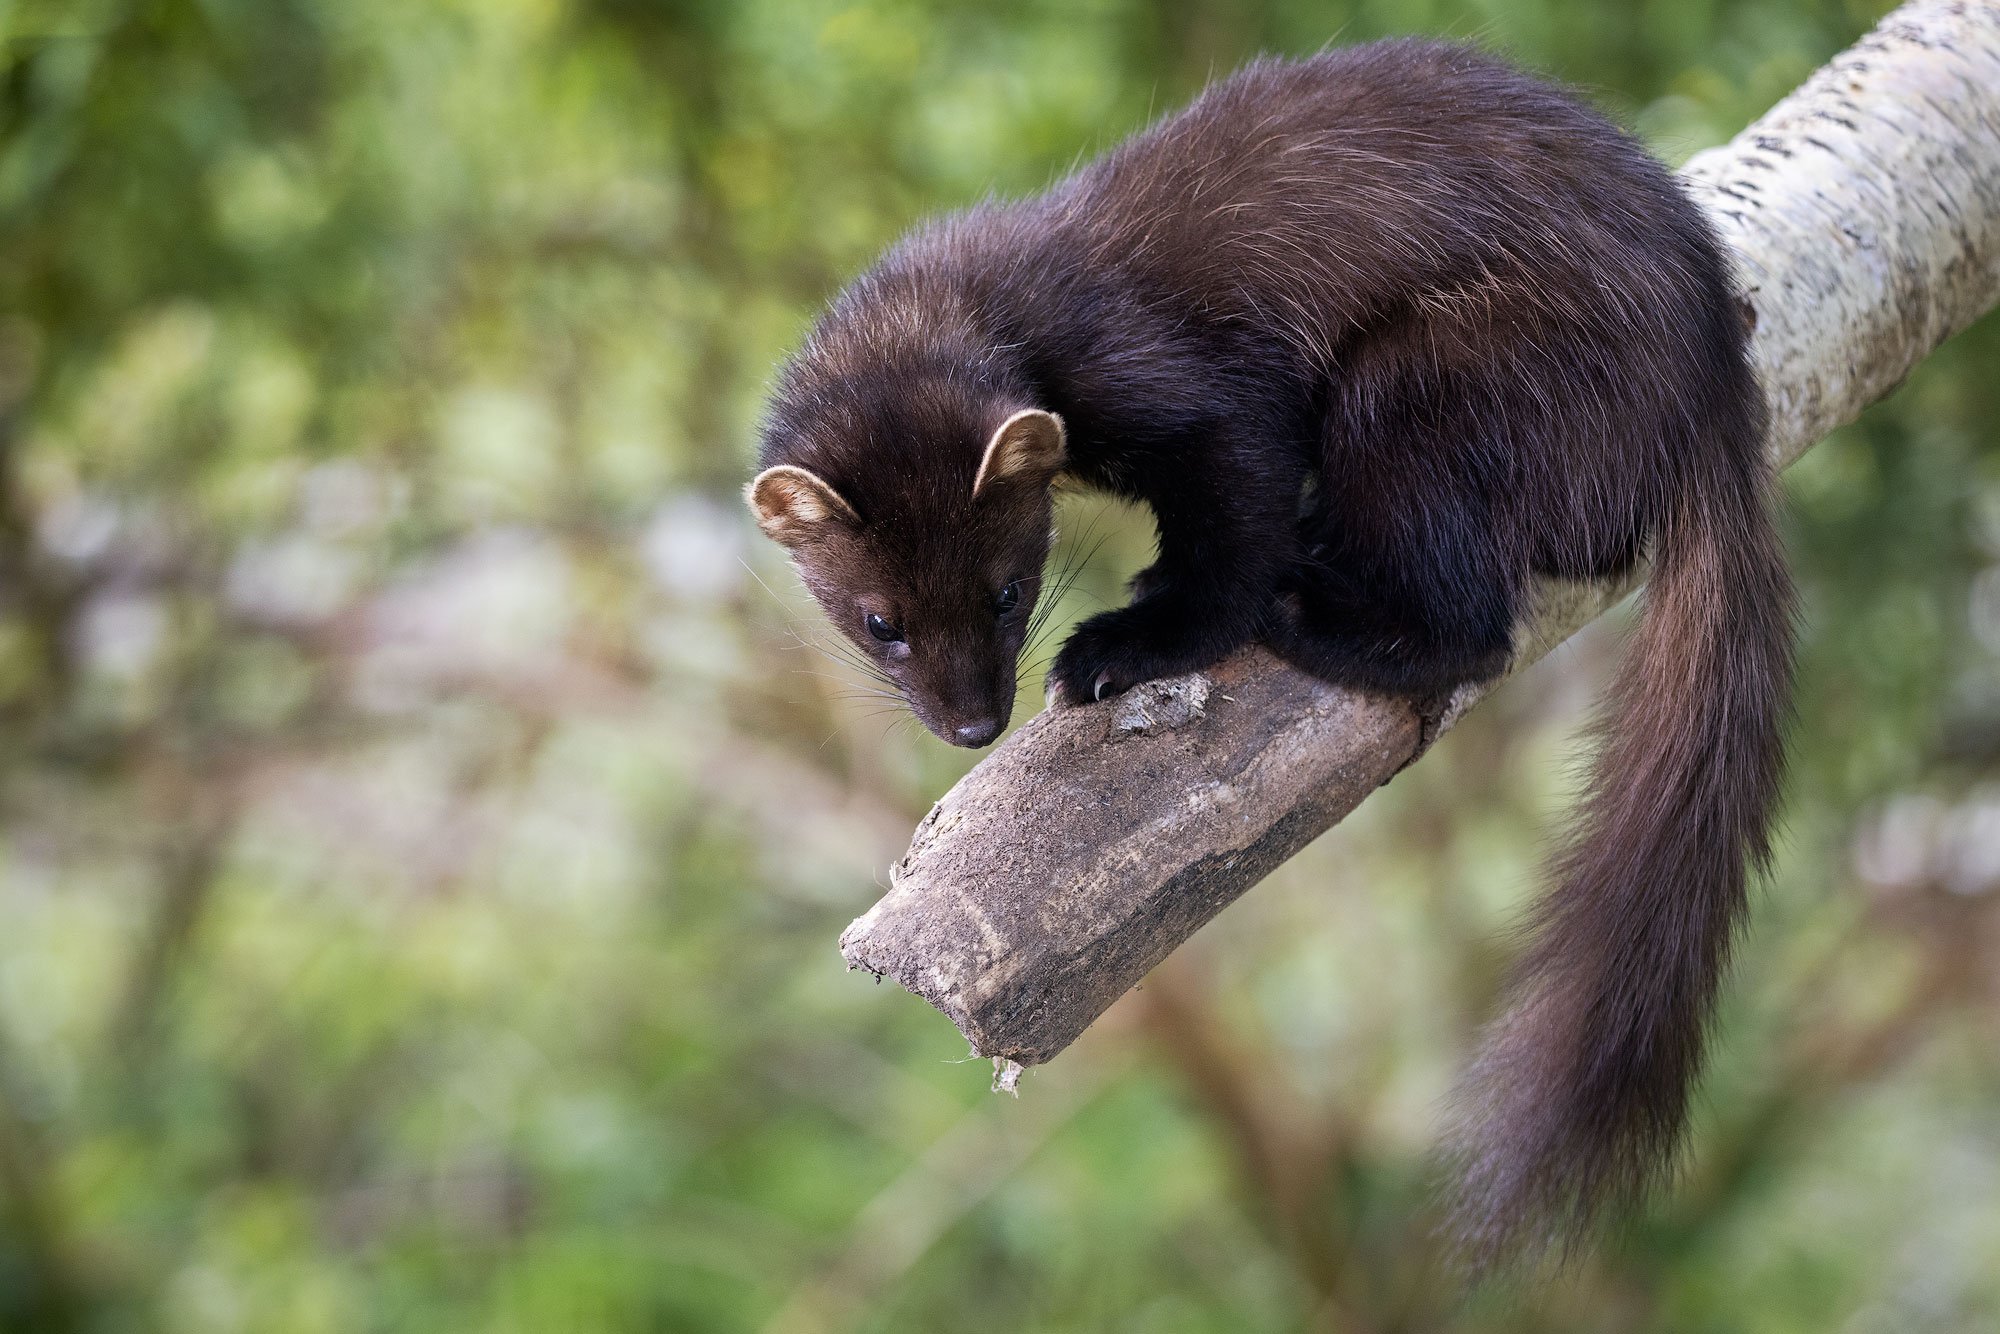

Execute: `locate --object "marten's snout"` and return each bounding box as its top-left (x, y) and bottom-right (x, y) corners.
top-left (950, 717), bottom-right (1003, 748)
top-left (909, 637), bottom-right (1016, 748)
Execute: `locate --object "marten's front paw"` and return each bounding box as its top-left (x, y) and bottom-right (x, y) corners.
top-left (1047, 606), bottom-right (1201, 707)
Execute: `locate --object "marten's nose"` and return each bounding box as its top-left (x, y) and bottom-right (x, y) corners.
top-left (952, 717), bottom-right (1002, 747)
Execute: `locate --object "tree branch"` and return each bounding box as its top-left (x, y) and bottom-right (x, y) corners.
top-left (839, 0), bottom-right (2000, 1073)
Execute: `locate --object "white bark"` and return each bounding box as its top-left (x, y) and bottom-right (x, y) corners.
top-left (839, 0), bottom-right (2000, 1073)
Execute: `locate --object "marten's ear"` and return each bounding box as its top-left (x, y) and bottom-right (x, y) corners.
top-left (746, 465), bottom-right (858, 547)
top-left (973, 409), bottom-right (1067, 499)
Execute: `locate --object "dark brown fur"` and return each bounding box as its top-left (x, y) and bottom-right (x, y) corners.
top-left (751, 39), bottom-right (1794, 1267)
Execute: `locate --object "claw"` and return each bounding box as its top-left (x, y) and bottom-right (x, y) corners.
top-left (1092, 672), bottom-right (1117, 701)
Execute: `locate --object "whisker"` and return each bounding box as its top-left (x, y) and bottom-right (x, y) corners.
top-left (736, 558), bottom-right (901, 685)
top-left (796, 633), bottom-right (895, 688)
top-left (794, 667), bottom-right (889, 686)
top-left (739, 557), bottom-right (807, 613)
top-left (1024, 530), bottom-right (1115, 659)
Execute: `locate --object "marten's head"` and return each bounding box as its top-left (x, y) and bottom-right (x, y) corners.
top-left (749, 389), bottom-right (1065, 749)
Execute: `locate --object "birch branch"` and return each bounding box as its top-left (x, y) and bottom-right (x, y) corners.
top-left (839, 0), bottom-right (2000, 1075)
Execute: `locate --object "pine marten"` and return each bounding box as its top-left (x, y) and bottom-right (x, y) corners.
top-left (748, 38), bottom-right (1793, 1266)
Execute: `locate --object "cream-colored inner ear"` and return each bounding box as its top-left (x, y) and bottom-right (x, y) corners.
top-left (972, 409), bottom-right (1067, 498)
top-left (746, 465), bottom-right (857, 545)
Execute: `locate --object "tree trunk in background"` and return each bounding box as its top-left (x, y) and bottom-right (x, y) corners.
top-left (838, 0), bottom-right (2000, 1077)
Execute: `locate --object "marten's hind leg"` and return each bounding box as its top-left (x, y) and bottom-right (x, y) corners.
top-left (1269, 440), bottom-right (1520, 699)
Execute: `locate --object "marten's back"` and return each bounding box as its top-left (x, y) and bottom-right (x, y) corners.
top-left (993, 38), bottom-right (1759, 572)
top-left (1040, 41), bottom-right (1732, 384)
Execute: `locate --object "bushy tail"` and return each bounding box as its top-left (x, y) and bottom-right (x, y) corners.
top-left (1442, 451), bottom-right (1795, 1269)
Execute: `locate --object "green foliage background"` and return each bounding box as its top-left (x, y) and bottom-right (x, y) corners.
top-left (2, 0), bottom-right (1997, 1330)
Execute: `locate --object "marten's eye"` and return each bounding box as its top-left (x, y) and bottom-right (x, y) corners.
top-left (994, 581), bottom-right (1022, 615)
top-left (865, 612), bottom-right (903, 644)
